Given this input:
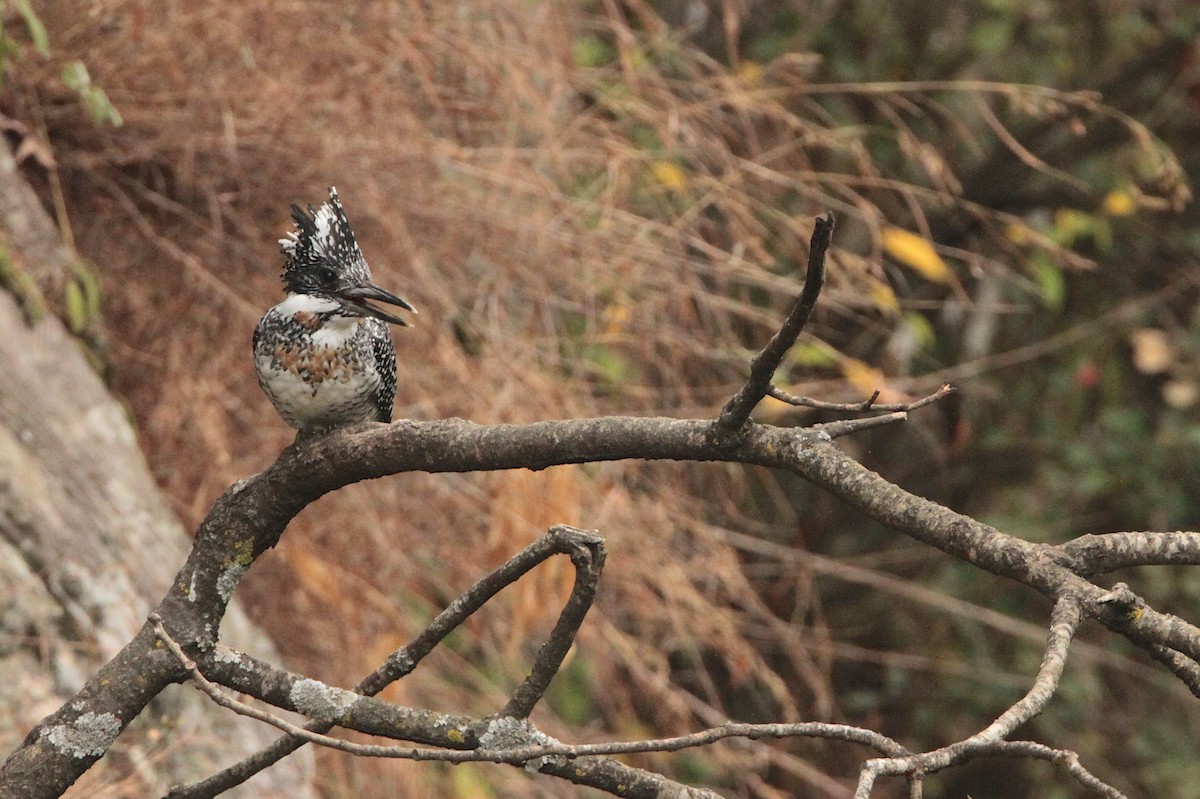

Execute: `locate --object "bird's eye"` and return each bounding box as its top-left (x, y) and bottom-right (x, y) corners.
top-left (315, 266), bottom-right (338, 285)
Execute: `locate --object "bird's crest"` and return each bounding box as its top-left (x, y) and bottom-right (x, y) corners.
top-left (279, 186), bottom-right (371, 287)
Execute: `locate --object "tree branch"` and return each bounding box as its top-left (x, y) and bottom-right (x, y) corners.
top-left (13, 408), bottom-right (1200, 798)
top-left (1054, 531), bottom-right (1200, 576)
top-left (768, 382), bottom-right (955, 414)
top-left (156, 612), bottom-right (913, 798)
top-left (156, 622), bottom-right (720, 798)
top-left (166, 525), bottom-right (604, 799)
top-left (502, 531), bottom-right (605, 718)
top-left (853, 598), bottom-right (1114, 797)
top-left (811, 411), bottom-right (909, 438)
top-left (14, 403), bottom-right (1200, 798)
top-left (713, 213), bottom-right (835, 438)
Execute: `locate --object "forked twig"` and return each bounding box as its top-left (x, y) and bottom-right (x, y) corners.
top-left (714, 213), bottom-right (835, 438)
top-left (853, 597), bottom-right (1123, 798)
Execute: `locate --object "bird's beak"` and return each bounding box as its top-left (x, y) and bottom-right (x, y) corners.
top-left (335, 282), bottom-right (417, 326)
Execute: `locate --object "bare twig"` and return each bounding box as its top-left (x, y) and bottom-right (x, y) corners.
top-left (854, 597), bottom-right (1098, 797)
top-left (768, 383), bottom-right (955, 414)
top-left (987, 742), bottom-right (1125, 799)
top-left (714, 213), bottom-right (835, 438)
top-left (503, 532), bottom-right (605, 718)
top-left (811, 411), bottom-right (908, 439)
top-left (965, 596), bottom-right (1081, 742)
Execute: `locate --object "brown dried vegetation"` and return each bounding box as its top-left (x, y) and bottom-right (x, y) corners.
top-left (2, 1), bottom-right (1190, 797)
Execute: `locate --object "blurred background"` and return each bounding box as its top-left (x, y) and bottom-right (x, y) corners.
top-left (3, 1), bottom-right (1200, 797)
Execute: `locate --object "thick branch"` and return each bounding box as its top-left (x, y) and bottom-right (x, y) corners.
top-left (714, 213), bottom-right (835, 437)
top-left (10, 413), bottom-right (1198, 797)
top-left (1054, 531), bottom-right (1200, 576)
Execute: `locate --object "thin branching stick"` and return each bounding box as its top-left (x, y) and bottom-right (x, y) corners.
top-left (714, 213), bottom-right (835, 437)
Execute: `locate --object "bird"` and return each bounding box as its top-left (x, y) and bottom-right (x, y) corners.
top-left (253, 186), bottom-right (415, 433)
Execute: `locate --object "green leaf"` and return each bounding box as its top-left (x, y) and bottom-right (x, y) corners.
top-left (65, 281), bottom-right (88, 332)
top-left (972, 18), bottom-right (1013, 54)
top-left (790, 341), bottom-right (838, 368)
top-left (1031, 254), bottom-right (1065, 311)
top-left (572, 33), bottom-right (614, 68)
top-left (72, 262), bottom-right (102, 318)
top-left (11, 0), bottom-right (49, 54)
top-left (61, 61), bottom-right (123, 127)
top-left (901, 311), bottom-right (937, 349)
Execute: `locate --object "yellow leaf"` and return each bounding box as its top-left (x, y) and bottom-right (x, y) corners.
top-left (1102, 189), bottom-right (1135, 216)
top-left (880, 226), bottom-right (952, 283)
top-left (868, 280), bottom-right (899, 314)
top-left (650, 160), bottom-right (688, 191)
top-left (840, 358), bottom-right (886, 395)
top-left (1004, 221), bottom-right (1031, 245)
top-left (603, 290), bottom-right (631, 335)
top-left (736, 61), bottom-right (765, 87)
top-left (902, 311), bottom-right (936, 349)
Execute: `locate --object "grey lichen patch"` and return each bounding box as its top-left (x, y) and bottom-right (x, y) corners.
top-left (216, 562), bottom-right (248, 603)
top-left (386, 651), bottom-right (415, 676)
top-left (41, 711), bottom-right (121, 758)
top-left (289, 678), bottom-right (359, 723)
top-left (213, 647), bottom-right (245, 666)
top-left (216, 538), bottom-right (257, 603)
top-left (479, 716), bottom-right (563, 773)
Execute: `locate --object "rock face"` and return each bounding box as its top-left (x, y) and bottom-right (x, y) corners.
top-left (0, 143), bottom-right (315, 798)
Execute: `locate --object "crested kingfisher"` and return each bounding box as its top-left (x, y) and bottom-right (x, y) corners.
top-left (253, 187), bottom-right (415, 432)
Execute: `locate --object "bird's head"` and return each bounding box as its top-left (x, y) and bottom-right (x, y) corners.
top-left (278, 186), bottom-right (415, 326)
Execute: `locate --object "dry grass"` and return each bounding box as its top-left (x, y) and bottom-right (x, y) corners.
top-left (2, 1), bottom-right (1189, 797)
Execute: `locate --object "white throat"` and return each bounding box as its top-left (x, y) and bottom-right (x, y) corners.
top-left (275, 292), bottom-right (341, 316)
top-left (275, 293), bottom-right (362, 346)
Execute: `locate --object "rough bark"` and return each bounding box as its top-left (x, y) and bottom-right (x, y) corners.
top-left (0, 142), bottom-right (315, 799)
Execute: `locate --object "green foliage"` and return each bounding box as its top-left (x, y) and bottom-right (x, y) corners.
top-left (0, 242), bottom-right (45, 323)
top-left (544, 654), bottom-right (598, 726)
top-left (60, 61), bottom-right (123, 127)
top-left (63, 259), bottom-right (102, 333)
top-left (1028, 253), bottom-right (1065, 311)
top-left (0, 0), bottom-right (49, 86)
top-left (572, 33), bottom-right (615, 68)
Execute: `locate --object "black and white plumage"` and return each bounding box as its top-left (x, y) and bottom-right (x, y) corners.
top-left (253, 187), bottom-right (414, 431)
